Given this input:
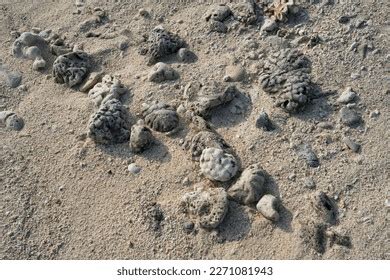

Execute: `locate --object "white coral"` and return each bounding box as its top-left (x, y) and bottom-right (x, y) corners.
top-left (88, 75), bottom-right (127, 107)
top-left (200, 147), bottom-right (238, 182)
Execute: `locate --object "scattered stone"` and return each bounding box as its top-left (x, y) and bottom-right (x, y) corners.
top-left (183, 221), bottom-right (194, 233)
top-left (180, 183), bottom-right (228, 229)
top-left (138, 8), bottom-right (149, 17)
top-left (80, 72), bottom-right (104, 93)
top-left (79, 9), bottom-right (108, 32)
top-left (50, 44), bottom-right (72, 56)
top-left (294, 143), bottom-right (320, 168)
top-left (259, 48), bottom-right (312, 113)
top-left (130, 121), bottom-right (153, 153)
top-left (87, 99), bottom-right (130, 144)
top-left (256, 111), bottom-right (274, 131)
top-left (53, 51), bottom-right (90, 87)
top-left (337, 87), bottom-right (357, 104)
top-left (338, 15), bottom-right (351, 24)
top-left (209, 21), bottom-right (228, 33)
top-left (12, 32), bottom-right (49, 70)
top-left (184, 129), bottom-right (230, 161)
top-left (182, 177), bottom-right (190, 186)
top-left (228, 164), bottom-right (266, 205)
top-left (148, 62), bottom-right (178, 83)
top-left (117, 40), bottom-right (129, 51)
top-left (75, 0), bottom-right (85, 7)
top-left (177, 48), bottom-right (196, 63)
top-left (342, 136), bottom-right (360, 153)
top-left (304, 177), bottom-right (316, 189)
top-left (0, 64), bottom-right (22, 88)
top-left (369, 109), bottom-right (380, 118)
top-left (317, 121), bottom-right (333, 129)
top-left (141, 26), bottom-right (186, 65)
top-left (205, 4), bottom-right (232, 22)
top-left (199, 147), bottom-right (238, 182)
top-left (339, 107), bottom-right (362, 127)
top-left (256, 194), bottom-right (280, 222)
top-left (88, 75), bottom-right (127, 107)
top-left (261, 18), bottom-right (277, 32)
top-left (184, 82), bottom-right (238, 118)
top-left (128, 163), bottom-right (141, 174)
top-left (225, 65), bottom-right (246, 82)
top-left (233, 0), bottom-right (261, 25)
top-left (0, 111), bottom-right (24, 131)
top-left (311, 191), bottom-right (338, 224)
top-left (142, 101), bottom-right (179, 132)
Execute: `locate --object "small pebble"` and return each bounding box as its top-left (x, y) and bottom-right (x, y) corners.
top-left (225, 65), bottom-right (246, 82)
top-left (118, 40), bottom-right (129, 50)
top-left (342, 136), bottom-right (360, 153)
top-left (139, 8), bottom-right (149, 17)
top-left (2, 70), bottom-right (22, 88)
top-left (183, 221), bottom-right (194, 233)
top-left (340, 107), bottom-right (362, 127)
top-left (256, 194), bottom-right (280, 222)
top-left (128, 163), bottom-right (141, 174)
top-left (369, 110), bottom-right (380, 118)
top-left (182, 177), bottom-right (190, 186)
top-left (256, 111), bottom-right (274, 131)
top-left (337, 87), bottom-right (357, 104)
top-left (304, 177), bottom-right (316, 189)
top-left (261, 18), bottom-right (277, 32)
top-left (177, 48), bottom-right (196, 63)
top-left (339, 15), bottom-right (350, 24)
top-left (317, 121), bottom-right (333, 129)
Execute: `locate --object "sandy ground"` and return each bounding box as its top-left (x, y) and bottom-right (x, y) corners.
top-left (0, 0), bottom-right (389, 259)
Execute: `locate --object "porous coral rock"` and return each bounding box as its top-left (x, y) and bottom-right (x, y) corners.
top-left (53, 51), bottom-right (90, 87)
top-left (180, 183), bottom-right (228, 229)
top-left (87, 99), bottom-right (130, 144)
top-left (142, 101), bottom-right (179, 133)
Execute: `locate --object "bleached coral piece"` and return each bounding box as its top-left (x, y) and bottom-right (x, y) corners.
top-left (200, 147), bottom-right (238, 182)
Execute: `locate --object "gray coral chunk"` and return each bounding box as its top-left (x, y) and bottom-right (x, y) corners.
top-left (53, 51), bottom-right (90, 87)
top-left (142, 101), bottom-right (179, 132)
top-left (0, 111), bottom-right (24, 131)
top-left (142, 26), bottom-right (185, 65)
top-left (184, 83), bottom-right (238, 118)
top-left (228, 164), bottom-right (266, 205)
top-left (11, 32), bottom-right (48, 70)
top-left (87, 99), bottom-right (130, 144)
top-left (205, 4), bottom-right (232, 22)
top-left (186, 130), bottom-right (231, 161)
top-left (88, 75), bottom-right (127, 107)
top-left (294, 143), bottom-right (319, 168)
top-left (130, 122), bottom-right (153, 153)
top-left (233, 0), bottom-right (261, 25)
top-left (180, 185), bottom-right (228, 229)
top-left (259, 48), bottom-right (312, 113)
